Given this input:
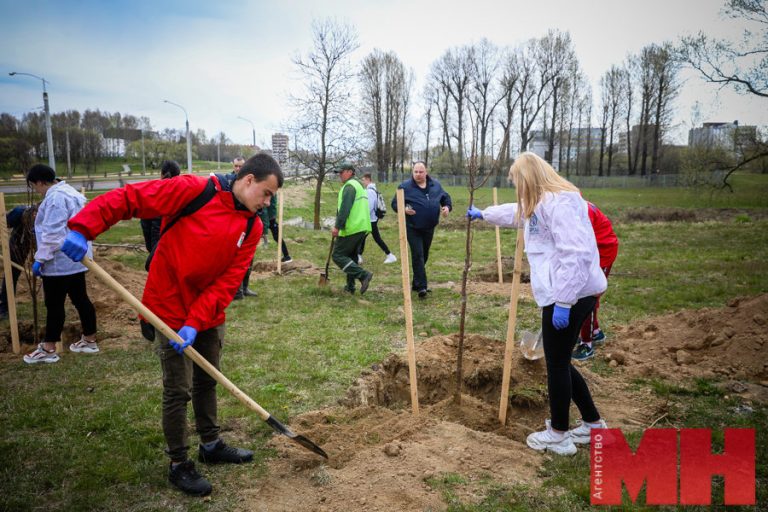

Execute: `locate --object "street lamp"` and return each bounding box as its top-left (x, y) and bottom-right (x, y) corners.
top-left (163, 99), bottom-right (193, 172)
top-left (10, 71), bottom-right (55, 170)
top-left (237, 116), bottom-right (256, 148)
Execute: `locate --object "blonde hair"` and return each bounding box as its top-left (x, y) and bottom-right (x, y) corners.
top-left (509, 152), bottom-right (579, 219)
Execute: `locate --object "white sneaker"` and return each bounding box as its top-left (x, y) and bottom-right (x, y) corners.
top-left (357, 255), bottom-right (363, 264)
top-left (23, 344), bottom-right (60, 364)
top-left (569, 419), bottom-right (608, 445)
top-left (383, 253), bottom-right (397, 264)
top-left (69, 338), bottom-right (99, 354)
top-left (526, 419), bottom-right (577, 455)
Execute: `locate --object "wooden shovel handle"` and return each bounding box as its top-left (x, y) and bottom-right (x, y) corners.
top-left (81, 256), bottom-right (270, 421)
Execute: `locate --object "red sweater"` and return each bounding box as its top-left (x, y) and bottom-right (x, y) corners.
top-left (68, 174), bottom-right (262, 331)
top-left (587, 202), bottom-right (619, 268)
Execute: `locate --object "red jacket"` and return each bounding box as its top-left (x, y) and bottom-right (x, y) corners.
top-left (68, 174), bottom-right (262, 332)
top-left (587, 202), bottom-right (618, 268)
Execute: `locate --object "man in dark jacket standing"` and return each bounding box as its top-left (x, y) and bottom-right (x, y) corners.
top-left (391, 161), bottom-right (452, 298)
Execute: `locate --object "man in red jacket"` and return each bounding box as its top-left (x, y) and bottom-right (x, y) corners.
top-left (61, 154), bottom-right (283, 497)
top-left (572, 202), bottom-right (619, 361)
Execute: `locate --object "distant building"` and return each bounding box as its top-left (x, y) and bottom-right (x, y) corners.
top-left (271, 133), bottom-right (289, 166)
top-left (688, 121), bottom-right (757, 155)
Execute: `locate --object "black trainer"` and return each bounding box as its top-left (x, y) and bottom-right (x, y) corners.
top-left (359, 272), bottom-right (373, 295)
top-left (198, 439), bottom-right (254, 464)
top-left (168, 460), bottom-right (212, 497)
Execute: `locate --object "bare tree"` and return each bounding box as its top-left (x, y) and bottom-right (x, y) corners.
top-left (538, 30), bottom-right (576, 165)
top-left (290, 19), bottom-right (360, 229)
top-left (637, 45), bottom-right (660, 175)
top-left (432, 45), bottom-right (475, 169)
top-left (508, 39), bottom-right (555, 153)
top-left (360, 50), bottom-right (387, 178)
top-left (623, 56), bottom-right (638, 174)
top-left (599, 65), bottom-right (627, 176)
top-left (400, 69), bottom-right (415, 173)
top-left (678, 0), bottom-right (768, 189)
top-left (650, 43), bottom-right (680, 173)
top-left (467, 38), bottom-right (505, 168)
top-left (421, 83), bottom-right (434, 167)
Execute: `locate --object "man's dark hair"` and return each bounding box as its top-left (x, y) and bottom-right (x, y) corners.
top-left (236, 153), bottom-right (284, 187)
top-left (26, 163), bottom-right (56, 184)
top-left (362, 173), bottom-right (372, 180)
top-left (160, 160), bottom-right (181, 179)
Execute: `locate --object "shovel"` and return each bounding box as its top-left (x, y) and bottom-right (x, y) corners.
top-left (318, 236), bottom-right (335, 286)
top-left (81, 256), bottom-right (328, 459)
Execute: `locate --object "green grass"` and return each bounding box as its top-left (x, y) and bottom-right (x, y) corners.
top-left (1, 173), bottom-right (766, 510)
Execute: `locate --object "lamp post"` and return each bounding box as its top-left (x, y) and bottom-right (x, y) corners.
top-left (10, 71), bottom-right (55, 170)
top-left (237, 116), bottom-right (256, 148)
top-left (163, 99), bottom-right (192, 172)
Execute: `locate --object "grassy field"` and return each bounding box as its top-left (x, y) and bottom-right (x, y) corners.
top-left (0, 173), bottom-right (766, 511)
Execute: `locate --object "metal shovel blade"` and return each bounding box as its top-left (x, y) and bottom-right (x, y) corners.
top-left (318, 273), bottom-right (330, 286)
top-left (266, 415), bottom-right (328, 459)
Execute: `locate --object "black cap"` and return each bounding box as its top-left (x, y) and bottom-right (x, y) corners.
top-left (26, 164), bottom-right (56, 184)
top-left (334, 162), bottom-right (355, 173)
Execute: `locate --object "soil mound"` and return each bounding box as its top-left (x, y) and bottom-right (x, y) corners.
top-left (249, 333), bottom-right (659, 511)
top-left (603, 294), bottom-right (768, 383)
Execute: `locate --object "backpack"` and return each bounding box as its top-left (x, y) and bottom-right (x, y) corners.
top-left (374, 189), bottom-right (387, 219)
top-left (139, 176), bottom-right (257, 341)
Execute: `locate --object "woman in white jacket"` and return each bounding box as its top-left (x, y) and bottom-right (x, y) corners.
top-left (23, 164), bottom-right (97, 364)
top-left (467, 152), bottom-right (608, 455)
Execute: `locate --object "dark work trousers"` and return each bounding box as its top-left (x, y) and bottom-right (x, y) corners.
top-left (406, 225), bottom-right (435, 292)
top-left (41, 272), bottom-right (97, 343)
top-left (542, 296), bottom-right (600, 431)
top-left (332, 231), bottom-right (369, 292)
top-left (268, 218), bottom-right (290, 259)
top-left (156, 325), bottom-right (224, 462)
top-left (359, 220), bottom-right (391, 257)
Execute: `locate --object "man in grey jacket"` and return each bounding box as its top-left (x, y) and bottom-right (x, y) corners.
top-left (23, 164), bottom-right (97, 364)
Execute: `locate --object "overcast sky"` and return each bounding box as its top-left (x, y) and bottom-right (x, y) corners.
top-left (1, 0), bottom-right (764, 148)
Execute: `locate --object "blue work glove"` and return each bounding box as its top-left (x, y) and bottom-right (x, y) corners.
top-left (32, 261), bottom-right (43, 277)
top-left (170, 325), bottom-right (198, 354)
top-left (552, 305), bottom-right (570, 330)
top-left (61, 230), bottom-right (88, 262)
top-left (466, 205), bottom-right (484, 220)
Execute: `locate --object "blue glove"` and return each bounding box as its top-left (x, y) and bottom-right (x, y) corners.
top-left (61, 230), bottom-right (88, 262)
top-left (552, 305), bottom-right (570, 330)
top-left (170, 325), bottom-right (197, 354)
top-left (466, 205), bottom-right (483, 220)
top-left (32, 261), bottom-right (43, 277)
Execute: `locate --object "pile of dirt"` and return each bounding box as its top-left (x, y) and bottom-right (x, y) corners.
top-left (472, 256), bottom-right (530, 285)
top-left (599, 294), bottom-right (768, 384)
top-left (248, 333), bottom-right (660, 511)
top-left (0, 250), bottom-right (146, 351)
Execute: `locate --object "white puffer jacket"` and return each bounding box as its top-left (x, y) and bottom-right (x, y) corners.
top-left (481, 191), bottom-right (606, 308)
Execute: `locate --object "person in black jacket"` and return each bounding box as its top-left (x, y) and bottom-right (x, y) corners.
top-left (391, 161), bottom-right (452, 298)
top-left (140, 160), bottom-right (181, 253)
top-left (0, 205), bottom-right (34, 319)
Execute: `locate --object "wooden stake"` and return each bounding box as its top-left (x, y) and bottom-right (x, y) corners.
top-left (396, 188), bottom-right (419, 415)
top-left (493, 187), bottom-right (503, 284)
top-left (276, 189), bottom-right (284, 275)
top-left (498, 217), bottom-right (525, 425)
top-left (0, 193), bottom-right (21, 354)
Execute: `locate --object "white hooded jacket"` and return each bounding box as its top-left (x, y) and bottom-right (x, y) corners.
top-left (481, 191), bottom-right (607, 308)
top-left (34, 180), bottom-right (92, 276)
